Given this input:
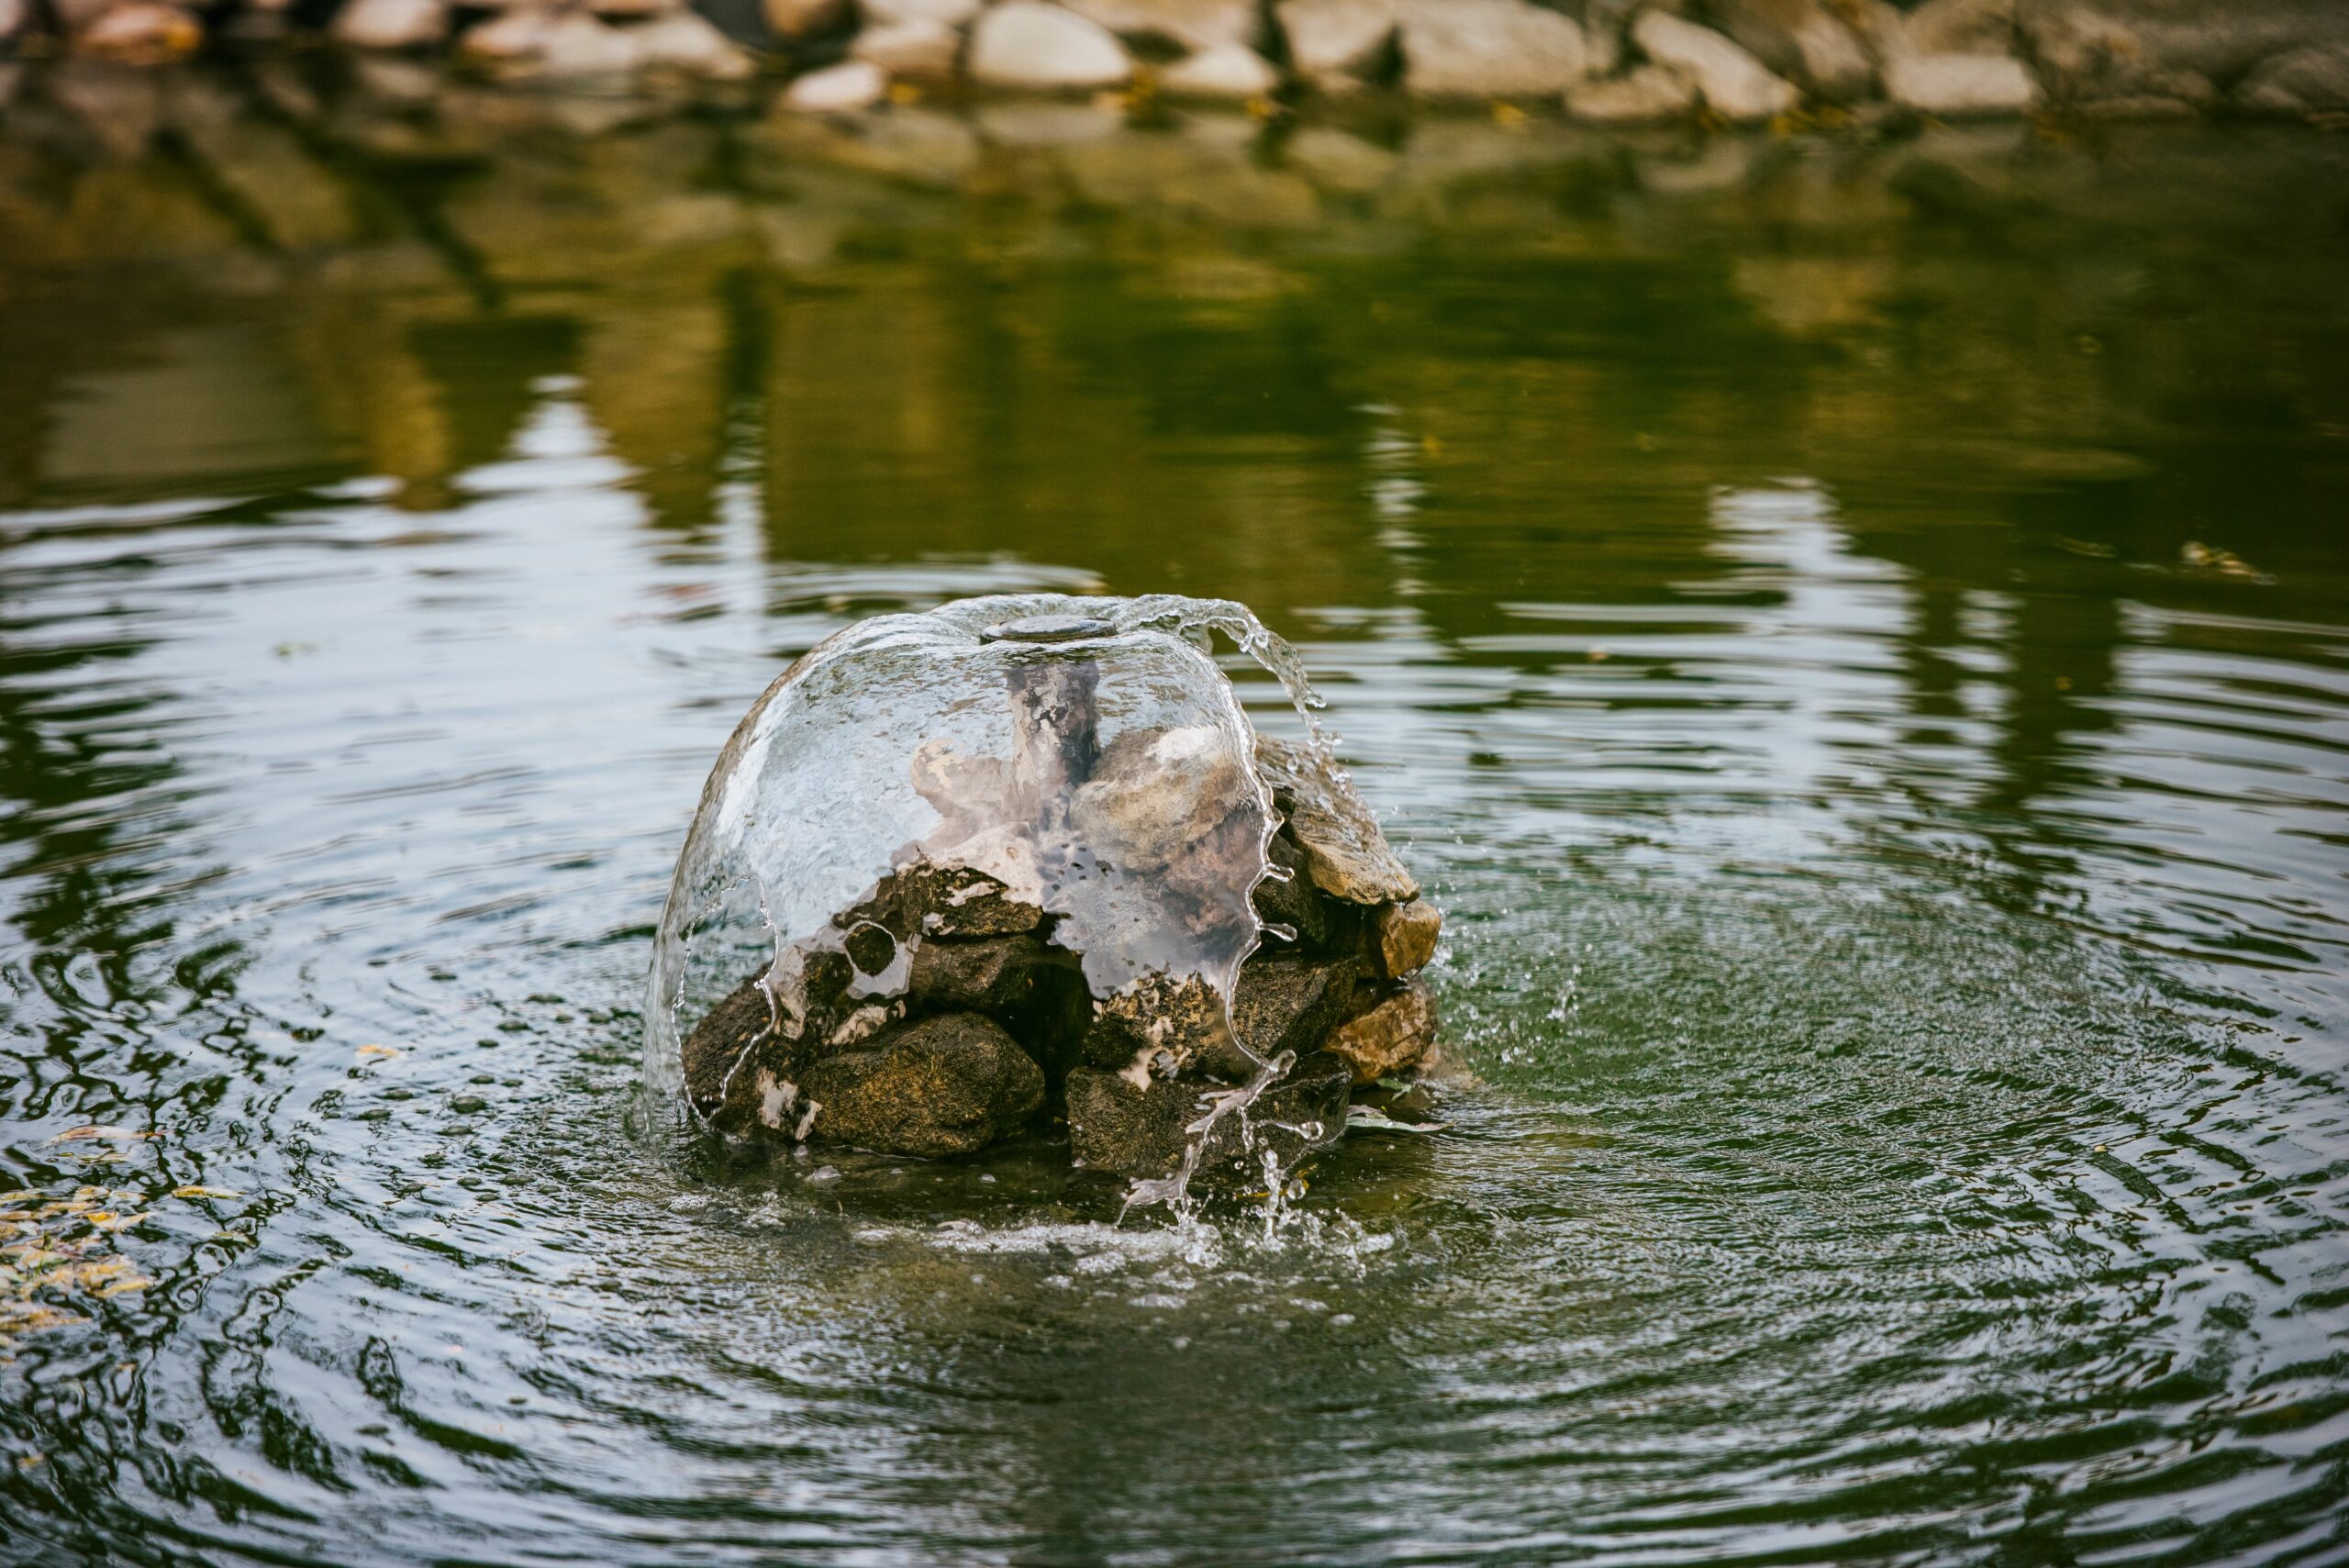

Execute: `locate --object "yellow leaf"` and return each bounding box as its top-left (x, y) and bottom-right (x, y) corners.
top-left (356, 1045), bottom-right (402, 1060)
top-left (172, 1186), bottom-right (243, 1200)
top-left (47, 1127), bottom-right (153, 1144)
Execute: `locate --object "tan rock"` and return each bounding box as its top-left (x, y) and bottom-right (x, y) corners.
top-left (1884, 51), bottom-right (2037, 113)
top-left (764, 0), bottom-right (848, 38)
top-left (78, 1), bottom-right (204, 61)
top-left (531, 11), bottom-right (643, 75)
top-left (785, 57), bottom-right (887, 109)
top-left (460, 6), bottom-right (557, 61)
top-left (1564, 62), bottom-right (1696, 121)
top-left (1276, 0), bottom-right (1397, 83)
top-left (1397, 0), bottom-right (1590, 97)
top-left (2235, 42), bottom-right (2349, 115)
top-left (1326, 977), bottom-right (1438, 1084)
top-left (970, 0), bottom-right (1132, 87)
top-left (859, 0), bottom-right (977, 25)
top-left (1902, 0), bottom-right (2017, 56)
top-left (802, 1014), bottom-right (1045, 1157)
top-left (1372, 899), bottom-right (1441, 978)
top-left (638, 9), bottom-right (756, 76)
top-left (853, 17), bottom-right (961, 75)
top-left (1063, 0), bottom-right (1256, 53)
top-left (1631, 10), bottom-right (1798, 120)
top-left (1252, 737), bottom-right (1419, 906)
top-left (332, 0), bottom-right (448, 50)
top-left (1158, 40), bottom-right (1280, 97)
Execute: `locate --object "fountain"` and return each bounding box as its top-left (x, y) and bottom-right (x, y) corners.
top-left (644, 595), bottom-right (1442, 1207)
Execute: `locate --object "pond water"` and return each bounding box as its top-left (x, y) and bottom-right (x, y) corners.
top-left (3, 73), bottom-right (2348, 1566)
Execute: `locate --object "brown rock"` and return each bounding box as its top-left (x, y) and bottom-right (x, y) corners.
top-left (1705, 0), bottom-right (1875, 100)
top-left (1252, 737), bottom-right (1419, 906)
top-left (682, 971), bottom-right (782, 1116)
top-left (850, 861), bottom-right (1044, 940)
top-left (907, 933), bottom-right (1092, 1061)
top-left (1064, 1050), bottom-right (1352, 1181)
top-left (765, 0), bottom-right (849, 37)
top-left (1326, 976), bottom-right (1438, 1084)
top-left (801, 1014), bottom-right (1045, 1157)
top-left (1565, 64), bottom-right (1698, 122)
top-left (1232, 954), bottom-right (1358, 1063)
top-left (1078, 970), bottom-right (1232, 1077)
top-left (1252, 826), bottom-right (1355, 953)
top-left (1371, 899), bottom-right (1441, 978)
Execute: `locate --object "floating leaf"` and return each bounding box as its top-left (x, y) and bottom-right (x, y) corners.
top-left (172, 1186), bottom-right (243, 1201)
top-left (92, 1213), bottom-right (150, 1233)
top-left (46, 1127), bottom-right (154, 1145)
top-left (0, 1192), bottom-right (39, 1205)
top-left (356, 1045), bottom-right (402, 1060)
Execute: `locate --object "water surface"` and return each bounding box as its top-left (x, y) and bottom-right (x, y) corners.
top-left (3, 72), bottom-right (2349, 1566)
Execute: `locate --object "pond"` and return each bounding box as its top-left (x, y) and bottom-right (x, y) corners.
top-left (2, 76), bottom-right (2347, 1565)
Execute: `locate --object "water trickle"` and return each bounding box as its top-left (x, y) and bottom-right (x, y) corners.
top-left (645, 594), bottom-right (1329, 1209)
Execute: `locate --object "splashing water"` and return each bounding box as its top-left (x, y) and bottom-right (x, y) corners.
top-left (643, 594), bottom-right (1330, 1210)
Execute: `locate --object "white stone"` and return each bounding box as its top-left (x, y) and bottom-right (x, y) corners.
top-left (1275, 0), bottom-right (1397, 83)
top-left (460, 4), bottom-right (555, 57)
top-left (333, 0), bottom-right (447, 50)
top-left (1631, 10), bottom-right (1798, 120)
top-left (1063, 0), bottom-right (1254, 52)
top-left (853, 16), bottom-right (960, 74)
top-left (764, 0), bottom-right (846, 38)
top-left (969, 1), bottom-right (1132, 88)
top-left (534, 11), bottom-right (643, 74)
top-left (1397, 0), bottom-right (1588, 96)
top-left (78, 0), bottom-right (202, 57)
top-left (1883, 50), bottom-right (2037, 113)
top-left (785, 57), bottom-right (888, 109)
top-left (859, 0), bottom-right (975, 26)
top-left (1158, 40), bottom-right (1278, 96)
top-left (1564, 63), bottom-right (1697, 122)
top-left (639, 9), bottom-right (756, 75)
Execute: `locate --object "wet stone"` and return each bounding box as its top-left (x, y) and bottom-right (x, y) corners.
top-left (1253, 737), bottom-right (1419, 906)
top-left (1233, 953), bottom-right (1359, 1064)
top-left (850, 862), bottom-right (1044, 940)
top-left (801, 1013), bottom-right (1046, 1157)
top-left (1078, 970), bottom-right (1233, 1077)
top-left (682, 971), bottom-right (782, 1115)
top-left (907, 933), bottom-right (1093, 1061)
top-left (1326, 975), bottom-right (1439, 1085)
top-left (1372, 898), bottom-right (1442, 978)
top-left (1064, 1050), bottom-right (1353, 1182)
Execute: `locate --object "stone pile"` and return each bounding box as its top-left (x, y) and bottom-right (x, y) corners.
top-left (4, 0), bottom-right (2344, 122)
top-left (680, 733), bottom-right (1442, 1182)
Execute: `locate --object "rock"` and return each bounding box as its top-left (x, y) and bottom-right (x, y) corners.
top-left (532, 12), bottom-right (644, 75)
top-left (1252, 737), bottom-right (1419, 906)
top-left (1630, 10), bottom-right (1798, 120)
top-left (801, 1014), bottom-right (1045, 1157)
top-left (1252, 829), bottom-right (1356, 953)
top-left (2016, 0), bottom-right (2215, 114)
top-left (333, 0), bottom-right (448, 50)
top-left (1158, 41), bottom-right (1281, 97)
top-left (1883, 51), bottom-right (2037, 113)
top-left (1564, 62), bottom-right (1698, 121)
top-left (1901, 0), bottom-right (2018, 56)
top-left (907, 933), bottom-right (1091, 1055)
top-left (765, 0), bottom-right (849, 37)
top-left (969, 1), bottom-right (1133, 88)
top-left (1396, 0), bottom-right (1591, 97)
top-left (851, 862), bottom-right (1044, 941)
top-left (1371, 898), bottom-right (1440, 978)
top-left (1064, 1050), bottom-right (1352, 1181)
top-left (639, 10), bottom-right (757, 75)
top-left (1276, 0), bottom-right (1398, 84)
top-left (1078, 971), bottom-right (1232, 1077)
top-left (1232, 954), bottom-right (1359, 1062)
top-left (589, 0), bottom-right (678, 17)
top-left (2235, 43), bottom-right (2349, 114)
top-left (1063, 0), bottom-right (1257, 53)
top-left (77, 1), bottom-right (204, 60)
top-left (683, 972), bottom-right (783, 1116)
top-left (860, 0), bottom-right (978, 26)
top-left (462, 5), bottom-right (558, 60)
top-left (1326, 976), bottom-right (1438, 1084)
top-left (0, 0), bottom-right (25, 41)
top-left (1704, 0), bottom-right (1873, 99)
top-left (852, 17), bottom-right (962, 75)
top-left (2022, 0), bottom-right (2347, 89)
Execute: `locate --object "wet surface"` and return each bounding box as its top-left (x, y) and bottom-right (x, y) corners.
top-left (2, 72), bottom-right (2348, 1566)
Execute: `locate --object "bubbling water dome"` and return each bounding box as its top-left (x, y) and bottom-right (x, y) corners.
top-left (645, 595), bottom-right (1444, 1207)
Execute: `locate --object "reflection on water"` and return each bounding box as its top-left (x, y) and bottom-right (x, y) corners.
top-left (2, 67), bottom-right (2348, 1566)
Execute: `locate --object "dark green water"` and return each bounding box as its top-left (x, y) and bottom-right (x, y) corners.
top-left (4, 68), bottom-right (2349, 1565)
